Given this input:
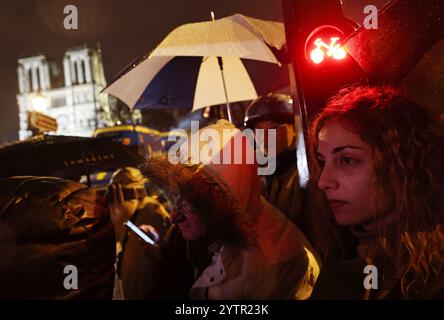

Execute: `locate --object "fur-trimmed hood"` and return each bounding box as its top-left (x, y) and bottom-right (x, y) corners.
top-left (142, 154), bottom-right (257, 251)
top-left (143, 120), bottom-right (322, 299)
top-left (142, 120), bottom-right (262, 251)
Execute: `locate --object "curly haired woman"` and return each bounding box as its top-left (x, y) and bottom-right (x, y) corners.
top-left (309, 85), bottom-right (444, 299)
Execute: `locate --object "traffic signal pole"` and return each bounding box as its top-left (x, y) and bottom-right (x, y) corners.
top-left (286, 60), bottom-right (310, 188)
top-left (281, 0), bottom-right (345, 122)
top-left (280, 0), bottom-right (359, 187)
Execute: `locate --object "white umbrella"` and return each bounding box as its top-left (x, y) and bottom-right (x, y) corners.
top-left (104, 13), bottom-right (287, 121)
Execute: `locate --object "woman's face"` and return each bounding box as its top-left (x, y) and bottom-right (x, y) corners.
top-left (170, 198), bottom-right (207, 241)
top-left (316, 119), bottom-right (388, 227)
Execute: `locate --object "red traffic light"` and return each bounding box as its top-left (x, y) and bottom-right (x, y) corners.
top-left (305, 25), bottom-right (347, 64)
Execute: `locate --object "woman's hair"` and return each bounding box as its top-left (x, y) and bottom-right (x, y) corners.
top-left (308, 85), bottom-right (444, 298)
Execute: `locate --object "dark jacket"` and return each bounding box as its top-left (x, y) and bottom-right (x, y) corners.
top-left (264, 150), bottom-right (303, 227)
top-left (312, 256), bottom-right (444, 300)
top-left (311, 225), bottom-right (444, 300)
top-left (117, 199), bottom-right (194, 299)
top-left (0, 176), bottom-right (116, 299)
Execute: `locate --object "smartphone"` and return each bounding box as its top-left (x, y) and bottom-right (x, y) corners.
top-left (124, 220), bottom-right (159, 245)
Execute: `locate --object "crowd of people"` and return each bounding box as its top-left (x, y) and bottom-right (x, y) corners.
top-left (106, 85), bottom-right (444, 300)
top-left (0, 85), bottom-right (442, 300)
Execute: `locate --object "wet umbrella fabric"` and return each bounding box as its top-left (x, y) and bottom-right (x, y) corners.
top-left (103, 13), bottom-right (288, 112)
top-left (0, 135), bottom-right (144, 180)
top-left (344, 0), bottom-right (444, 85)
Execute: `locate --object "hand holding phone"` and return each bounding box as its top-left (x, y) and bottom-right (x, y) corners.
top-left (124, 220), bottom-right (160, 245)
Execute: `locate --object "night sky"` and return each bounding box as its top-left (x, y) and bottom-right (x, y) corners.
top-left (0, 0), bottom-right (387, 143)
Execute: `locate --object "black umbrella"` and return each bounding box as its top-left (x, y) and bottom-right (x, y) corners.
top-left (344, 0), bottom-right (444, 85)
top-left (0, 135), bottom-right (145, 185)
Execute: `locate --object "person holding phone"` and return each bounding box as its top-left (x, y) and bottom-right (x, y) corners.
top-left (106, 167), bottom-right (170, 299)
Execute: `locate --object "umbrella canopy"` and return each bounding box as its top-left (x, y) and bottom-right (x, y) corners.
top-left (0, 135), bottom-right (145, 180)
top-left (344, 0), bottom-right (444, 85)
top-left (132, 56), bottom-right (288, 112)
top-left (103, 13), bottom-right (288, 113)
top-left (149, 13), bottom-right (285, 62)
top-left (342, 0), bottom-right (444, 116)
top-left (401, 38), bottom-right (444, 116)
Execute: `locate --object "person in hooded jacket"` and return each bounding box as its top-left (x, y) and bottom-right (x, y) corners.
top-left (143, 119), bottom-right (320, 300)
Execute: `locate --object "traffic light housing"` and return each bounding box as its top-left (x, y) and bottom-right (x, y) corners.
top-left (281, 0), bottom-right (367, 120)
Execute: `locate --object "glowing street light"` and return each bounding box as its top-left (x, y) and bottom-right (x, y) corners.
top-left (31, 92), bottom-right (48, 112)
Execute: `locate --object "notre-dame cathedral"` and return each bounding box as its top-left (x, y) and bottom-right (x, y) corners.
top-left (16, 45), bottom-right (114, 140)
